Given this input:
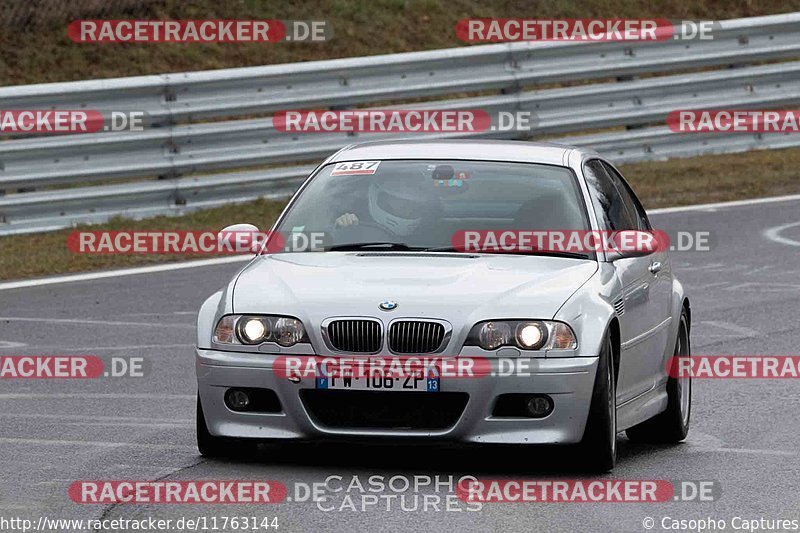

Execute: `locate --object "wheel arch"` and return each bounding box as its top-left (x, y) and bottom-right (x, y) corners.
top-left (608, 316), bottom-right (621, 390)
top-left (682, 297), bottom-right (691, 335)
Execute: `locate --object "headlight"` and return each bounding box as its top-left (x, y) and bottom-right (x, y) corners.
top-left (213, 314), bottom-right (308, 347)
top-left (274, 317), bottom-right (305, 346)
top-left (516, 322), bottom-right (547, 349)
top-left (467, 320), bottom-right (577, 351)
top-left (213, 315), bottom-right (236, 344)
top-left (548, 322), bottom-right (578, 350)
top-left (478, 321), bottom-right (511, 350)
top-left (236, 316), bottom-right (270, 344)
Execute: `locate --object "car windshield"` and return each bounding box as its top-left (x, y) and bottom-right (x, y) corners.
top-left (274, 159), bottom-right (592, 256)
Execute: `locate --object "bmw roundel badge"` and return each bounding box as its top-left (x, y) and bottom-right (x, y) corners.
top-left (379, 300), bottom-right (398, 311)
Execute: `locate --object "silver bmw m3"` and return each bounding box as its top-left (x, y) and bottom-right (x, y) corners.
top-left (195, 140), bottom-right (691, 471)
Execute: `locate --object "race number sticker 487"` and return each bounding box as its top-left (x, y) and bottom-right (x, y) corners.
top-left (330, 161), bottom-right (381, 176)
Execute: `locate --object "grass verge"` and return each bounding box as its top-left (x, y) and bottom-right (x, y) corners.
top-left (3, 0), bottom-right (800, 85)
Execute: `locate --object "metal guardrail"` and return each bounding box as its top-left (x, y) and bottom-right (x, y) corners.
top-left (3, 60), bottom-right (800, 189)
top-left (5, 126), bottom-right (799, 235)
top-left (556, 127), bottom-right (800, 162)
top-left (2, 13), bottom-right (800, 234)
top-left (3, 13), bottom-right (800, 122)
top-left (0, 166), bottom-right (313, 233)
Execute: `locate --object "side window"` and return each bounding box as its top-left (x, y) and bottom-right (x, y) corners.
top-left (601, 162), bottom-right (651, 231)
top-left (583, 160), bottom-right (638, 231)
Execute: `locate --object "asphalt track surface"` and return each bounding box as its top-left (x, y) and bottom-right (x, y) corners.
top-left (2, 197), bottom-right (800, 533)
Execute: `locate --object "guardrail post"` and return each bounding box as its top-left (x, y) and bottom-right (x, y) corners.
top-left (330, 104), bottom-right (358, 139)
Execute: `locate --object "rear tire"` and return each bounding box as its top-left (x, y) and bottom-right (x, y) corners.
top-left (578, 333), bottom-right (617, 473)
top-left (626, 310), bottom-right (691, 443)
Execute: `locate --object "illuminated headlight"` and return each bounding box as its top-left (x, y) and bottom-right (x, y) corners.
top-left (467, 320), bottom-right (577, 351)
top-left (516, 322), bottom-right (547, 349)
top-left (213, 315), bottom-right (308, 347)
top-left (237, 316), bottom-right (270, 344)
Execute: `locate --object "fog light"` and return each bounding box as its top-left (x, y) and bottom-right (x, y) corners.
top-left (526, 395), bottom-right (553, 418)
top-left (225, 389), bottom-right (250, 411)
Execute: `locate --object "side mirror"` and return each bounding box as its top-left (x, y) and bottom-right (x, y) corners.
top-left (218, 223), bottom-right (260, 254)
top-left (605, 230), bottom-right (665, 261)
top-left (606, 247), bottom-right (653, 261)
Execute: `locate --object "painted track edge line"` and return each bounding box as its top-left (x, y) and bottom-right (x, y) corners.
top-left (647, 192), bottom-right (800, 214)
top-left (0, 255), bottom-right (251, 291)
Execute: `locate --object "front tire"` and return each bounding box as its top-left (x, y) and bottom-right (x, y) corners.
top-left (578, 333), bottom-right (617, 472)
top-left (626, 310), bottom-right (691, 443)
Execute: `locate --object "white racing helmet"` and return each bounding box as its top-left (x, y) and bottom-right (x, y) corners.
top-left (367, 177), bottom-right (435, 236)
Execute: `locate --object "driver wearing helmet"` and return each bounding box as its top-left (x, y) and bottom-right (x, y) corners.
top-left (334, 174), bottom-right (439, 238)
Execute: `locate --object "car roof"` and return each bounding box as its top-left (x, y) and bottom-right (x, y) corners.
top-left (327, 139), bottom-right (599, 166)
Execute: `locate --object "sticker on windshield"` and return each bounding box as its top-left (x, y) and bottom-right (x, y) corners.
top-left (330, 160), bottom-right (381, 176)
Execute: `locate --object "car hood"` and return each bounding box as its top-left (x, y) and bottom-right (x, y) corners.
top-left (233, 252), bottom-right (597, 328)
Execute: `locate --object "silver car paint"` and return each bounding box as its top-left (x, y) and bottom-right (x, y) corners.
top-left (196, 140), bottom-right (688, 444)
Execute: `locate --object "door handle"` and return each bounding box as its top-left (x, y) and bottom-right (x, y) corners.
top-left (648, 261), bottom-right (662, 274)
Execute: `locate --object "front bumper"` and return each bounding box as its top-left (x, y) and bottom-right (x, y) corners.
top-left (196, 349), bottom-right (599, 445)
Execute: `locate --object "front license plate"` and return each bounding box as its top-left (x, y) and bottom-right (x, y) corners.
top-left (316, 373), bottom-right (439, 392)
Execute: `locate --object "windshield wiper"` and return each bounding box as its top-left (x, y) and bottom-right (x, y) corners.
top-left (326, 242), bottom-right (424, 251)
top-left (327, 243), bottom-right (590, 260)
top-left (422, 246), bottom-right (591, 260)
top-left (520, 250), bottom-right (592, 260)
top-left (421, 246), bottom-right (470, 253)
